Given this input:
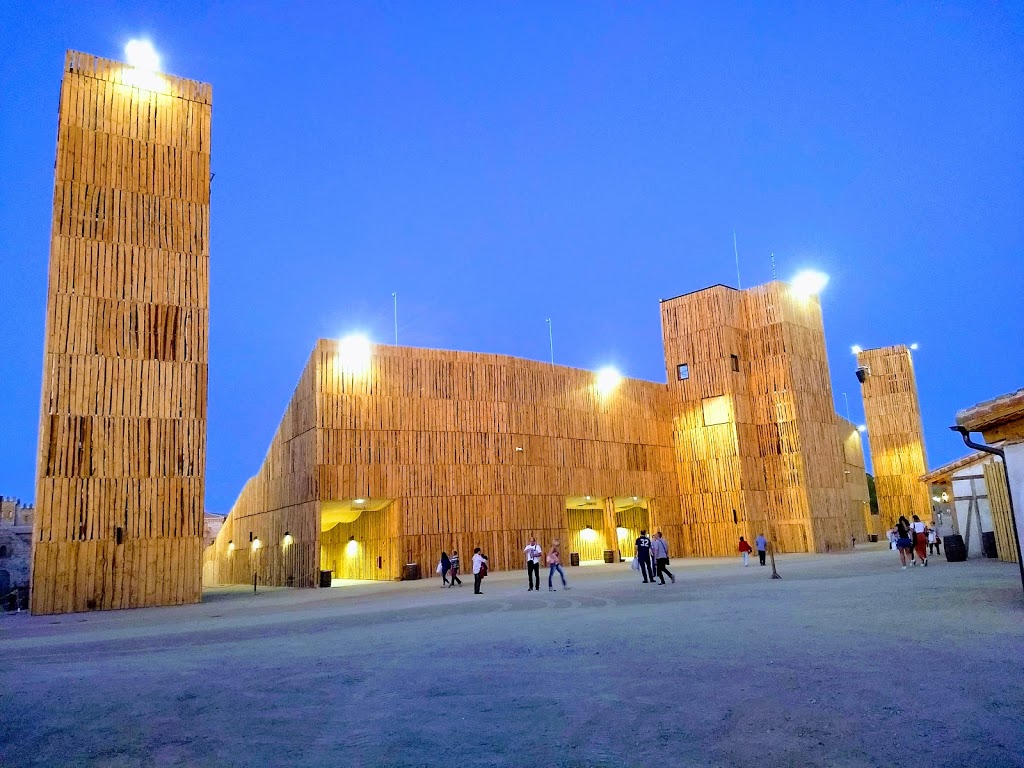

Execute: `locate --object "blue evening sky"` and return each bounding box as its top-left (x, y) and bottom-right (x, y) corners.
top-left (2, 2), bottom-right (1022, 511)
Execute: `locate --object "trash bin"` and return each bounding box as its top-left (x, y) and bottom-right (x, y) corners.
top-left (570, 552), bottom-right (580, 567)
top-left (943, 534), bottom-right (967, 562)
top-left (982, 531), bottom-right (998, 559)
top-left (868, 534), bottom-right (878, 543)
top-left (602, 549), bottom-right (616, 564)
top-left (319, 570), bottom-right (333, 588)
top-left (402, 563), bottom-right (421, 581)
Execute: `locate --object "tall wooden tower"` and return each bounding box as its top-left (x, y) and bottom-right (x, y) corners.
top-left (661, 281), bottom-right (851, 554)
top-left (31, 51), bottom-right (212, 614)
top-left (855, 344), bottom-right (931, 533)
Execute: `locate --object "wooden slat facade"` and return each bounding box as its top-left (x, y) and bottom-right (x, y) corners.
top-left (855, 345), bottom-right (931, 532)
top-left (838, 417), bottom-right (872, 542)
top-left (31, 51), bottom-right (211, 614)
top-left (660, 282), bottom-right (852, 554)
top-left (983, 461), bottom-right (1018, 564)
top-left (208, 279), bottom-right (863, 589)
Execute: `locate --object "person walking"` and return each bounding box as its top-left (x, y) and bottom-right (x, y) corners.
top-left (635, 530), bottom-right (655, 584)
top-left (928, 523), bottom-right (941, 556)
top-left (524, 537), bottom-right (543, 592)
top-left (912, 515), bottom-right (929, 566)
top-left (438, 551), bottom-right (452, 587)
top-left (755, 533), bottom-right (768, 566)
top-left (899, 516), bottom-right (916, 565)
top-left (472, 547), bottom-right (487, 594)
top-left (651, 531), bottom-right (675, 584)
top-left (895, 519), bottom-right (913, 569)
top-left (448, 550), bottom-right (462, 587)
top-left (738, 537), bottom-right (752, 567)
top-left (546, 539), bottom-right (569, 591)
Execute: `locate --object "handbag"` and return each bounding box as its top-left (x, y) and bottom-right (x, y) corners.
top-left (631, 557), bottom-right (640, 571)
top-left (436, 562), bottom-right (443, 574)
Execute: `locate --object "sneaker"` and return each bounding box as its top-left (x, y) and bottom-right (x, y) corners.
top-left (549, 587), bottom-right (556, 592)
top-left (670, 575), bottom-right (676, 583)
top-left (564, 585), bottom-right (570, 590)
top-left (923, 560), bottom-right (928, 567)
top-left (902, 566), bottom-right (907, 570)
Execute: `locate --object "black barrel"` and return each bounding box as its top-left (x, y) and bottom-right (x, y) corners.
top-left (319, 570), bottom-right (333, 588)
top-left (982, 531), bottom-right (998, 559)
top-left (402, 563), bottom-right (421, 581)
top-left (602, 550), bottom-right (616, 564)
top-left (943, 534), bottom-right (967, 562)
top-left (570, 552), bottom-right (581, 567)
top-left (868, 534), bottom-right (878, 543)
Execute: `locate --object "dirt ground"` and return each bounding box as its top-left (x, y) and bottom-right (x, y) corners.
top-left (1, 544), bottom-right (1022, 768)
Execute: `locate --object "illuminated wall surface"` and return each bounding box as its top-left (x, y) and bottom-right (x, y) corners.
top-left (208, 281), bottom-right (863, 588)
top-left (856, 345), bottom-right (931, 532)
top-left (31, 52), bottom-right (211, 614)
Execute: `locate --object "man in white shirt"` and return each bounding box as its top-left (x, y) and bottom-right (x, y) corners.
top-left (472, 548), bottom-right (487, 594)
top-left (524, 537), bottom-right (543, 592)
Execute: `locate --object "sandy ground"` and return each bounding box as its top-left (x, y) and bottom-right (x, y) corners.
top-left (1, 544), bottom-right (1022, 768)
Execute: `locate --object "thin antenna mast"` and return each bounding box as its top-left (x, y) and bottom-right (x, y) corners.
top-left (770, 252), bottom-right (777, 280)
top-left (392, 292), bottom-right (398, 345)
top-left (733, 229), bottom-right (742, 289)
top-left (546, 318), bottom-right (554, 365)
top-left (842, 392), bottom-right (851, 422)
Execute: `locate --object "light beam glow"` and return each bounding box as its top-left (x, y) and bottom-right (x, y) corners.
top-left (337, 334), bottom-right (373, 375)
top-left (790, 270), bottom-right (830, 299)
top-left (595, 366), bottom-right (622, 397)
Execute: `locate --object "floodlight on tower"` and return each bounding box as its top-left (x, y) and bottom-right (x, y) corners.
top-left (909, 343), bottom-right (919, 351)
top-left (857, 425), bottom-right (867, 433)
top-left (337, 333), bottom-right (373, 375)
top-left (851, 345), bottom-right (863, 355)
top-left (122, 39), bottom-right (168, 93)
top-left (790, 270), bottom-right (829, 300)
top-left (595, 366), bottom-right (622, 398)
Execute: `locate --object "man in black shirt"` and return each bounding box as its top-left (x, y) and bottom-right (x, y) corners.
top-left (635, 530), bottom-right (655, 584)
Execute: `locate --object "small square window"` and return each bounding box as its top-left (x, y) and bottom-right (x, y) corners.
top-left (677, 363), bottom-right (689, 381)
top-left (730, 354), bottom-right (740, 373)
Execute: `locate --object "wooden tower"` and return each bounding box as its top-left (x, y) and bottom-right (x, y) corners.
top-left (661, 281), bottom-right (851, 553)
top-left (855, 345), bottom-right (931, 533)
top-left (31, 51), bottom-right (212, 614)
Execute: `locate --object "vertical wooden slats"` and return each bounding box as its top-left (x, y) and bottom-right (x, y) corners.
top-left (31, 50), bottom-right (211, 615)
top-left (855, 345), bottom-right (931, 532)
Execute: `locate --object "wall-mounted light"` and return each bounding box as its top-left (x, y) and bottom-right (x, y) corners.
top-left (227, 540), bottom-right (234, 553)
top-left (851, 345), bottom-right (863, 355)
top-left (252, 537), bottom-right (261, 550)
top-left (337, 333), bottom-right (372, 375)
top-left (857, 425), bottom-right (867, 433)
top-left (585, 495), bottom-right (592, 501)
top-left (346, 536), bottom-right (359, 556)
top-left (790, 270), bottom-right (829, 299)
top-left (632, 496), bottom-right (638, 501)
top-left (283, 532), bottom-right (293, 546)
top-left (909, 343), bottom-right (919, 351)
top-left (354, 498), bottom-right (365, 505)
top-left (514, 447), bottom-right (524, 452)
top-left (581, 525), bottom-right (598, 542)
top-left (595, 366), bottom-right (622, 398)
top-left (616, 527), bottom-right (629, 538)
top-left (941, 491), bottom-right (949, 503)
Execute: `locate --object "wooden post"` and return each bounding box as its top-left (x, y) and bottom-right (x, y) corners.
top-left (769, 543), bottom-right (782, 579)
top-left (602, 497), bottom-right (618, 563)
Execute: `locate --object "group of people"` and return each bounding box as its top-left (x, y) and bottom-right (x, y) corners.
top-left (438, 529), bottom-right (776, 593)
top-left (437, 539), bottom-right (570, 595)
top-left (887, 514), bottom-right (938, 569)
top-left (738, 534), bottom-right (769, 566)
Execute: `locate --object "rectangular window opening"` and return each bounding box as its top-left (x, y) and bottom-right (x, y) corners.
top-left (730, 354), bottom-right (740, 372)
top-left (676, 363), bottom-right (689, 381)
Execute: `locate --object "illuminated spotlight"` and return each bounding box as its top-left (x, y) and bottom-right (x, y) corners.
top-left (616, 527), bottom-right (629, 538)
top-left (252, 537), bottom-right (261, 550)
top-left (283, 532), bottom-right (293, 547)
top-left (125, 39), bottom-right (161, 70)
top-left (353, 498), bottom-right (366, 505)
top-left (631, 496), bottom-right (638, 501)
top-left (595, 366), bottom-right (622, 397)
top-left (346, 536), bottom-right (359, 556)
top-left (122, 39), bottom-right (168, 92)
top-left (857, 425), bottom-right (867, 433)
top-left (337, 333), bottom-right (373, 375)
top-left (851, 345), bottom-right (862, 355)
top-left (581, 525), bottom-right (598, 542)
top-left (227, 540), bottom-right (234, 553)
top-left (790, 270), bottom-right (830, 299)
top-left (909, 343), bottom-right (919, 351)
